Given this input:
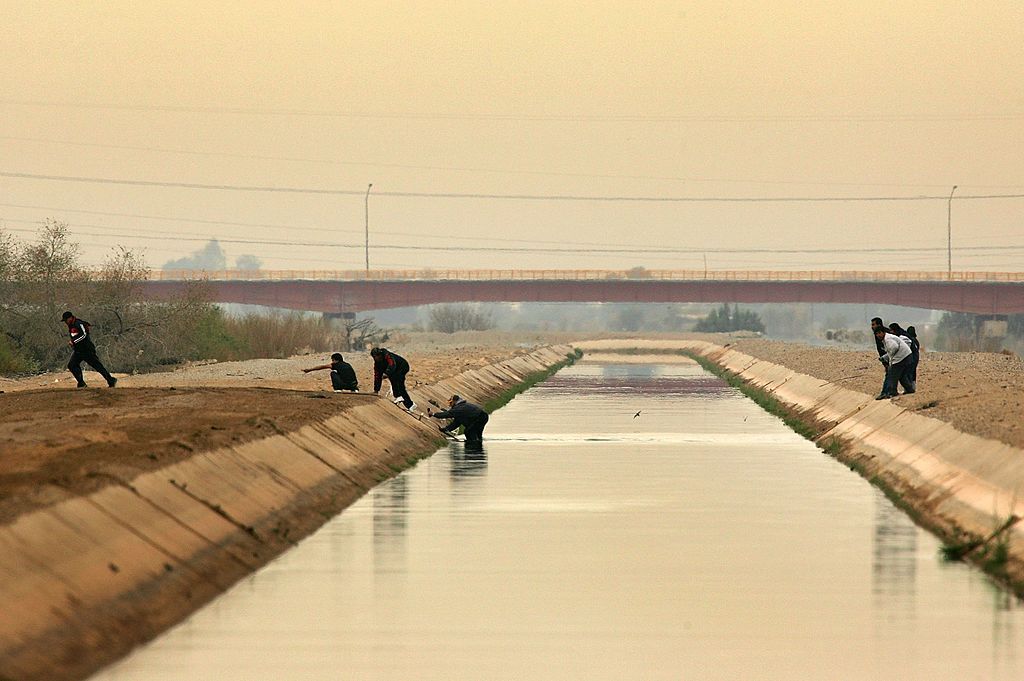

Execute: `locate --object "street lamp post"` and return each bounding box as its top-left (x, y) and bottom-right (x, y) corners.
top-left (947, 185), bottom-right (957, 278)
top-left (364, 183), bottom-right (373, 275)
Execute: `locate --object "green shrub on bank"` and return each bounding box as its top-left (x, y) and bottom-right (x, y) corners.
top-left (189, 309), bottom-right (348, 362)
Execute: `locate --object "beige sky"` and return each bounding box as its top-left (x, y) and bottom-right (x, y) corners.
top-left (1, 1), bottom-right (1022, 271)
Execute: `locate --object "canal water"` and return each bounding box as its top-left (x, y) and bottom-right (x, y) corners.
top-left (95, 360), bottom-right (1024, 680)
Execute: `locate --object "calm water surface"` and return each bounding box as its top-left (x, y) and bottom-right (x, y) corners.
top-left (95, 362), bottom-right (1024, 680)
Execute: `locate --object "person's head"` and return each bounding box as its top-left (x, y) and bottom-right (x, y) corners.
top-left (870, 317), bottom-right (884, 331)
top-left (370, 347), bottom-right (382, 358)
top-left (61, 311), bottom-right (75, 325)
top-left (907, 325), bottom-right (917, 338)
top-left (889, 322), bottom-right (906, 335)
top-left (873, 327), bottom-right (887, 340)
top-left (331, 352), bottom-right (343, 363)
top-left (448, 394), bottom-right (461, 407)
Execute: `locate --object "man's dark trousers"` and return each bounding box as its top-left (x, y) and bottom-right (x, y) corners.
top-left (68, 349), bottom-right (114, 387)
top-left (883, 359), bottom-right (915, 397)
top-left (464, 412), bottom-right (490, 444)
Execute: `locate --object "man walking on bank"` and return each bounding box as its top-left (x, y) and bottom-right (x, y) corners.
top-left (62, 311), bottom-right (117, 388)
top-left (429, 394), bottom-right (489, 446)
top-left (302, 352), bottom-right (358, 392)
top-left (371, 347), bottom-right (415, 411)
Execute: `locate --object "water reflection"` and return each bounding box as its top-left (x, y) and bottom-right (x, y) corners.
top-left (91, 361), bottom-right (1024, 681)
top-left (448, 443), bottom-right (487, 480)
top-left (872, 488), bottom-right (918, 610)
top-left (373, 474), bottom-right (408, 585)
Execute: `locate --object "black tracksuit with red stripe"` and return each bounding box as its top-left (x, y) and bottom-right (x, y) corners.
top-left (66, 318), bottom-right (115, 387)
top-left (372, 349), bottom-right (412, 408)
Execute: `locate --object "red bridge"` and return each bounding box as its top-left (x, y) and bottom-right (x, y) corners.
top-left (142, 269), bottom-right (1024, 315)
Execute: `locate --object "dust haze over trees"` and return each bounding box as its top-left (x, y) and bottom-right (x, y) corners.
top-left (162, 239), bottom-right (227, 271)
top-left (161, 239), bottom-right (263, 272)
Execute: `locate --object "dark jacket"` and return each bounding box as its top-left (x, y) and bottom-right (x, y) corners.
top-left (372, 349), bottom-right (409, 392)
top-left (67, 319), bottom-right (96, 353)
top-left (431, 399), bottom-right (487, 433)
top-left (331, 359), bottom-right (358, 390)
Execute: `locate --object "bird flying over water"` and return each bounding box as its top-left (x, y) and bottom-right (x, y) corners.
top-left (633, 411), bottom-right (641, 419)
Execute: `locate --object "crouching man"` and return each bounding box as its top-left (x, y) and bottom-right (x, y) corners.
top-left (430, 394), bottom-right (489, 446)
top-left (874, 326), bottom-right (915, 399)
top-left (302, 353), bottom-right (358, 392)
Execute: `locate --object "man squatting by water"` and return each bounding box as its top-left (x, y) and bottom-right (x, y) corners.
top-left (371, 347), bottom-right (416, 412)
top-left (302, 353), bottom-right (358, 391)
top-left (430, 394), bottom-right (489, 445)
top-left (62, 311), bottom-right (117, 389)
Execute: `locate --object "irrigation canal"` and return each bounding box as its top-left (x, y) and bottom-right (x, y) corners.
top-left (94, 358), bottom-right (1024, 680)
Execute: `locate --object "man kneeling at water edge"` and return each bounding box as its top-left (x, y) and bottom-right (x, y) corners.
top-left (430, 395), bottom-right (489, 445)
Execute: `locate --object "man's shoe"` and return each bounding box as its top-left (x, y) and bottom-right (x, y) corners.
top-left (107, 377), bottom-right (117, 388)
top-left (408, 402), bottom-right (417, 412)
top-left (875, 393), bottom-right (890, 400)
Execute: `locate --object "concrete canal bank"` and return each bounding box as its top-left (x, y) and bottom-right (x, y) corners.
top-left (578, 340), bottom-right (1024, 596)
top-left (0, 345), bottom-right (576, 681)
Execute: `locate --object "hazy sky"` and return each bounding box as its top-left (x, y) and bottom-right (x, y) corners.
top-left (1, 2), bottom-right (1022, 272)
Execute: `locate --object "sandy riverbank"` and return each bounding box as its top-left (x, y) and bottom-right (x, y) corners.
top-left (0, 340), bottom-right (577, 681)
top-left (0, 333), bottom-right (567, 527)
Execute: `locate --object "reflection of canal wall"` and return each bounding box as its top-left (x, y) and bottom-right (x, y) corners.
top-left (0, 345), bottom-right (574, 681)
top-left (577, 339), bottom-right (1024, 596)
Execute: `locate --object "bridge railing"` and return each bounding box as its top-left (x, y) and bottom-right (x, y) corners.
top-left (147, 269), bottom-right (1024, 283)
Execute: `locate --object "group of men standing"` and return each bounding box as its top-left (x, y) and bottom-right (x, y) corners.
top-left (870, 317), bottom-right (921, 400)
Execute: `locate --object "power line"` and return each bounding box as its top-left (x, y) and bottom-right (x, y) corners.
top-left (5, 221), bottom-right (1024, 257)
top-left (5, 135), bottom-right (990, 189)
top-left (4, 170), bottom-right (1024, 202)
top-left (3, 99), bottom-right (1023, 122)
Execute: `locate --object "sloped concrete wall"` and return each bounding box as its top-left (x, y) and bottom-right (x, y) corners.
top-left (576, 339), bottom-right (1024, 589)
top-left (0, 345), bottom-right (574, 681)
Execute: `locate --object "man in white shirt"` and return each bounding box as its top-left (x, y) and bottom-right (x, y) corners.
top-left (873, 327), bottom-right (914, 400)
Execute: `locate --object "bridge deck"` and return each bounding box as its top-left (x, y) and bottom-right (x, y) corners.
top-left (140, 270), bottom-right (1024, 315)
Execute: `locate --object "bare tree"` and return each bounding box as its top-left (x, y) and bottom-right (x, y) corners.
top-left (339, 315), bottom-right (389, 351)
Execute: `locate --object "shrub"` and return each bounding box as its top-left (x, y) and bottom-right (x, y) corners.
top-left (428, 304), bottom-right (494, 333)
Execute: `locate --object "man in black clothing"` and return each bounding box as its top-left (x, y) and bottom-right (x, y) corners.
top-left (870, 317), bottom-right (888, 372)
top-left (371, 347), bottom-right (415, 411)
top-left (430, 394), bottom-right (489, 445)
top-left (62, 311), bottom-right (116, 388)
top-left (302, 352), bottom-right (358, 391)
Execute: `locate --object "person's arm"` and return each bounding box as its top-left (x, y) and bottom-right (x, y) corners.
top-left (373, 361), bottom-right (383, 392)
top-left (71, 321), bottom-right (89, 345)
top-left (882, 336), bottom-right (898, 364)
top-left (302, 363), bottom-right (331, 373)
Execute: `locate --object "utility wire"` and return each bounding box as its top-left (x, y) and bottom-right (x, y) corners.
top-left (5, 220), bottom-right (1024, 256)
top-left (4, 170), bottom-right (1024, 202)
top-left (3, 99), bottom-right (1023, 122)
top-left (4, 135), bottom-right (991, 189)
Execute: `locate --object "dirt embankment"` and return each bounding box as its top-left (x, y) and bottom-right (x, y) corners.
top-left (0, 340), bottom-right (541, 527)
top-left (728, 339), bottom-right (1024, 450)
top-left (0, 340), bottom-right (576, 681)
